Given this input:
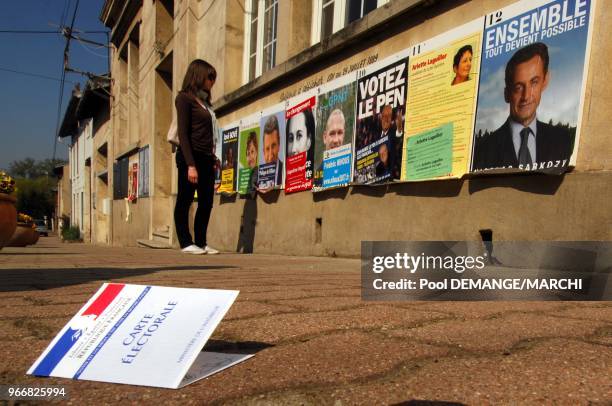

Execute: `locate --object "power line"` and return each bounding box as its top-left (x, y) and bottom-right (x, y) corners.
top-left (0, 29), bottom-right (109, 34)
top-left (0, 67), bottom-right (77, 84)
top-left (75, 39), bottom-right (108, 59)
top-left (53, 0), bottom-right (80, 164)
top-left (60, 0), bottom-right (72, 28)
top-left (0, 30), bottom-right (62, 34)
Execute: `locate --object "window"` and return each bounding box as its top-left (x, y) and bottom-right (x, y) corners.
top-left (138, 146), bottom-right (150, 197)
top-left (243, 0), bottom-right (279, 83)
top-left (311, 0), bottom-right (390, 44)
top-left (113, 157), bottom-right (129, 199)
top-left (346, 0), bottom-right (378, 24)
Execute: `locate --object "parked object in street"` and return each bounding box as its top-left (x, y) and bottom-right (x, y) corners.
top-left (34, 219), bottom-right (49, 236)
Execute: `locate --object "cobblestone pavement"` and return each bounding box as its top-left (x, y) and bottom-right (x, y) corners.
top-left (0, 237), bottom-right (610, 405)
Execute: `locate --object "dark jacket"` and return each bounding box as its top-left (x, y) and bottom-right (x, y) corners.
top-left (472, 118), bottom-right (575, 171)
top-left (175, 91), bottom-right (214, 166)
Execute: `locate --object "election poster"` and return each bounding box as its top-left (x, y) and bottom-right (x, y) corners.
top-left (404, 123), bottom-right (453, 180)
top-left (401, 19), bottom-right (483, 181)
top-left (28, 283), bottom-right (252, 388)
top-left (258, 103), bottom-right (286, 190)
top-left (237, 112), bottom-right (261, 195)
top-left (314, 75), bottom-right (356, 191)
top-left (471, 0), bottom-right (595, 173)
top-left (285, 91), bottom-right (316, 194)
top-left (354, 55), bottom-right (408, 184)
top-left (218, 125), bottom-right (239, 194)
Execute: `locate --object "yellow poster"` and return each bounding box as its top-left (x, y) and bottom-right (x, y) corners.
top-left (217, 125), bottom-right (239, 194)
top-left (402, 22), bottom-right (482, 181)
top-left (218, 168), bottom-right (235, 194)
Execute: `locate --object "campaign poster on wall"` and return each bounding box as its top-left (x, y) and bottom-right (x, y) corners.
top-left (28, 283), bottom-right (252, 388)
top-left (354, 56), bottom-right (408, 184)
top-left (401, 19), bottom-right (483, 181)
top-left (218, 125), bottom-right (239, 194)
top-left (314, 76), bottom-right (356, 191)
top-left (258, 104), bottom-right (286, 190)
top-left (237, 113), bottom-right (261, 195)
top-left (285, 93), bottom-right (316, 194)
top-left (471, 0), bottom-right (595, 173)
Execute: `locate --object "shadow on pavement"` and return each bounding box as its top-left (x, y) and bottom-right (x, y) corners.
top-left (392, 401), bottom-right (466, 406)
top-left (0, 265), bottom-right (237, 292)
top-left (203, 339), bottom-right (274, 355)
top-left (0, 252), bottom-right (83, 255)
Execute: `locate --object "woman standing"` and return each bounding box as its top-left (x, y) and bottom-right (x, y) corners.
top-left (174, 59), bottom-right (220, 255)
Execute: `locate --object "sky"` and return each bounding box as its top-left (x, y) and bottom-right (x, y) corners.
top-left (0, 0), bottom-right (108, 171)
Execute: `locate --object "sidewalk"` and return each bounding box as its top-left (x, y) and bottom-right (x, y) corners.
top-left (0, 237), bottom-right (610, 405)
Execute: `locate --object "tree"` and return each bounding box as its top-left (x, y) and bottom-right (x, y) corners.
top-left (8, 158), bottom-right (66, 220)
top-left (15, 177), bottom-right (55, 220)
top-left (9, 157), bottom-right (38, 179)
top-left (8, 158), bottom-right (66, 179)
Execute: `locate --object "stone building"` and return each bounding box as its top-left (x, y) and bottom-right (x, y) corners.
top-left (97, 0), bottom-right (611, 255)
top-left (58, 81), bottom-right (111, 243)
top-left (52, 163), bottom-right (71, 234)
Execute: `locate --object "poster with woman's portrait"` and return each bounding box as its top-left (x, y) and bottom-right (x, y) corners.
top-left (285, 91), bottom-right (316, 194)
top-left (401, 18), bottom-right (482, 181)
top-left (237, 112), bottom-right (261, 195)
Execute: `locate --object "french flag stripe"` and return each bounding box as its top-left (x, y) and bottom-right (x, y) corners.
top-left (31, 283), bottom-right (125, 376)
top-left (82, 283), bottom-right (125, 317)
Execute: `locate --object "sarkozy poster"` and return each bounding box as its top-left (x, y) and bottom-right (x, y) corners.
top-left (285, 91), bottom-right (316, 194)
top-left (354, 56), bottom-right (408, 184)
top-left (314, 75), bottom-right (356, 191)
top-left (218, 125), bottom-right (239, 194)
top-left (258, 103), bottom-right (286, 190)
top-left (471, 0), bottom-right (595, 174)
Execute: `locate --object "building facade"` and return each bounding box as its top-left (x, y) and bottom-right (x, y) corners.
top-left (97, 0), bottom-right (611, 255)
top-left (52, 163), bottom-right (71, 234)
top-left (59, 82), bottom-right (111, 243)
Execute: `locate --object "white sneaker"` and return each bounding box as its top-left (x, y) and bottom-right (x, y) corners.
top-left (181, 244), bottom-right (206, 255)
top-left (203, 245), bottom-right (219, 255)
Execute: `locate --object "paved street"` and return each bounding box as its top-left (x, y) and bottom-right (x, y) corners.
top-left (0, 237), bottom-right (610, 405)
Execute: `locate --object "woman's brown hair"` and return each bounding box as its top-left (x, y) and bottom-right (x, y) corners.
top-left (180, 59), bottom-right (217, 104)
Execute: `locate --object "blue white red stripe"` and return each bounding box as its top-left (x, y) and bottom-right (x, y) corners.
top-left (31, 283), bottom-right (125, 376)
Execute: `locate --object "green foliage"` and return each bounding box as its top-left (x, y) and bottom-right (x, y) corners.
top-left (8, 158), bottom-right (66, 179)
top-left (15, 177), bottom-right (55, 220)
top-left (5, 158), bottom-right (66, 220)
top-left (61, 226), bottom-right (81, 241)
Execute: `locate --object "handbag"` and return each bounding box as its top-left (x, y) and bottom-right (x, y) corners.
top-left (167, 118), bottom-right (179, 146)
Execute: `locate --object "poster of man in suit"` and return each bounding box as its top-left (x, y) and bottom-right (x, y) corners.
top-left (471, 0), bottom-right (595, 173)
